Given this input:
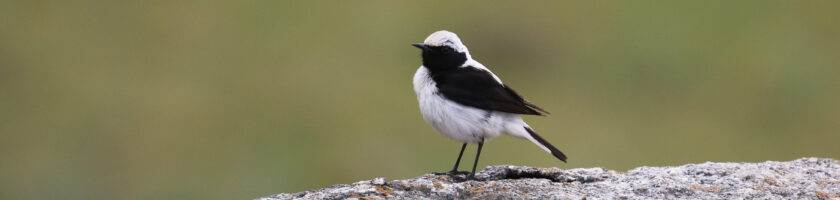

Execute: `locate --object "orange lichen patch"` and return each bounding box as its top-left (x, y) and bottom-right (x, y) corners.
top-left (375, 185), bottom-right (393, 196)
top-left (690, 184), bottom-right (702, 191)
top-left (763, 178), bottom-right (779, 186)
top-left (408, 183), bottom-right (430, 191)
top-left (815, 190), bottom-right (840, 199)
top-left (819, 181), bottom-right (840, 189)
top-left (748, 182), bottom-right (770, 191)
top-left (433, 182), bottom-right (443, 189)
top-left (470, 187), bottom-right (486, 194)
top-left (704, 186), bottom-right (726, 192)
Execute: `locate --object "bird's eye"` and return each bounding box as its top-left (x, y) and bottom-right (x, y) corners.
top-left (441, 47), bottom-right (453, 54)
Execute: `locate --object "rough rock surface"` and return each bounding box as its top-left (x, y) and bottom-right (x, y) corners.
top-left (259, 158), bottom-right (840, 199)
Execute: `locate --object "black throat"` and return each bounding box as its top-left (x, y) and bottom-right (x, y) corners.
top-left (421, 46), bottom-right (468, 73)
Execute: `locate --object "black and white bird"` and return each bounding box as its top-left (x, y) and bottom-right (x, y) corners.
top-left (412, 30), bottom-right (567, 178)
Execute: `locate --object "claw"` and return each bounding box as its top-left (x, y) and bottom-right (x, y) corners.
top-left (431, 170), bottom-right (480, 182)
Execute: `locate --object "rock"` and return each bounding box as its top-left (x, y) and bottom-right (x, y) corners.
top-left (258, 158), bottom-right (840, 200)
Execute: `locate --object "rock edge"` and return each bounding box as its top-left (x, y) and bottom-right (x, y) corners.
top-left (259, 158), bottom-right (840, 200)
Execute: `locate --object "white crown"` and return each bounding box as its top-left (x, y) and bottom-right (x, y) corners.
top-left (423, 30), bottom-right (469, 53)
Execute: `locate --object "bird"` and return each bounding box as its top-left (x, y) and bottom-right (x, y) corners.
top-left (411, 30), bottom-right (567, 179)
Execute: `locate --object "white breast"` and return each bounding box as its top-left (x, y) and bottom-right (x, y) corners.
top-left (413, 67), bottom-right (521, 143)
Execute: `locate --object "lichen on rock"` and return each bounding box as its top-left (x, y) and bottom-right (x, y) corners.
top-left (259, 158), bottom-right (840, 200)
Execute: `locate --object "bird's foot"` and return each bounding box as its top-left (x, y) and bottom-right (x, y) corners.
top-left (433, 170), bottom-right (478, 182)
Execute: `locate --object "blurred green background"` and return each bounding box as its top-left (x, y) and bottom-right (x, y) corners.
top-left (2, 1), bottom-right (839, 199)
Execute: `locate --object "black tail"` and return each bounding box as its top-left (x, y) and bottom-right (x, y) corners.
top-left (525, 127), bottom-right (567, 162)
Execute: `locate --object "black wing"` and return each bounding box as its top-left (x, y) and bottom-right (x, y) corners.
top-left (431, 67), bottom-right (549, 115)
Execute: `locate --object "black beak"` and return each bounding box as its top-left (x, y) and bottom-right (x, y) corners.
top-left (412, 43), bottom-right (431, 51)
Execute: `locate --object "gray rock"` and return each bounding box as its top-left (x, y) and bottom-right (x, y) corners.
top-left (259, 158), bottom-right (840, 200)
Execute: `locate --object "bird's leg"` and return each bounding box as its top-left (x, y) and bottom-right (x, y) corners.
top-left (450, 143), bottom-right (468, 173)
top-left (435, 143), bottom-right (469, 175)
top-left (469, 140), bottom-right (484, 179)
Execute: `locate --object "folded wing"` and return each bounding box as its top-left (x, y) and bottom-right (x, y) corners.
top-left (431, 67), bottom-right (549, 115)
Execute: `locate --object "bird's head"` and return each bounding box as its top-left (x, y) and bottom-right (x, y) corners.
top-left (412, 30), bottom-right (470, 70)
